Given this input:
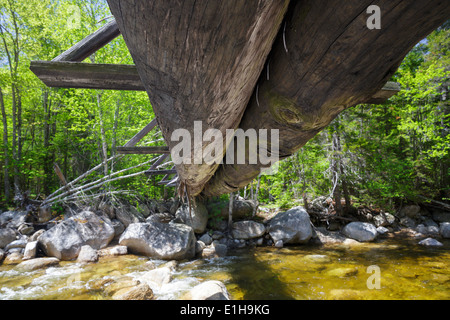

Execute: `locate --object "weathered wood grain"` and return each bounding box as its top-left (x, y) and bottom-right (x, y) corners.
top-left (202, 0), bottom-right (450, 196)
top-left (107, 0), bottom-right (290, 195)
top-left (52, 20), bottom-right (121, 62)
top-left (30, 61), bottom-right (144, 91)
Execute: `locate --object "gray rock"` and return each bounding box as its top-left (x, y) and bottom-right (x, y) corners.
top-left (110, 219), bottom-right (125, 237)
top-left (201, 242), bottom-right (227, 258)
top-left (232, 220), bottom-right (266, 239)
top-left (400, 205), bottom-right (421, 218)
top-left (0, 248), bottom-right (4, 261)
top-left (119, 222), bottom-right (196, 260)
top-left (29, 229), bottom-right (45, 242)
top-left (342, 222), bottom-right (378, 242)
top-left (198, 233), bottom-right (213, 246)
top-left (0, 211), bottom-right (27, 228)
top-left (77, 245), bottom-right (99, 263)
top-left (418, 237), bottom-right (443, 246)
top-left (18, 223), bottom-right (34, 235)
top-left (0, 228), bottom-right (16, 249)
top-left (268, 206), bottom-right (312, 244)
top-left (373, 212), bottom-right (396, 227)
top-left (400, 216), bottom-right (416, 228)
top-left (98, 245), bottom-right (128, 257)
top-left (4, 239), bottom-right (27, 251)
top-left (440, 222), bottom-right (450, 238)
top-left (38, 211), bottom-right (115, 260)
top-left (175, 202), bottom-right (208, 233)
top-left (185, 280), bottom-right (231, 300)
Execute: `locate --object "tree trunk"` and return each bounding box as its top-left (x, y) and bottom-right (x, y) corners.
top-left (0, 87), bottom-right (11, 202)
top-left (202, 0), bottom-right (450, 197)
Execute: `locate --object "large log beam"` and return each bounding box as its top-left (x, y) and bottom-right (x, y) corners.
top-left (202, 0), bottom-right (450, 197)
top-left (107, 0), bottom-right (291, 196)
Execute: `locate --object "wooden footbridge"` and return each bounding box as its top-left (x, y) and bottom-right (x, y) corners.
top-left (31, 0), bottom-right (450, 197)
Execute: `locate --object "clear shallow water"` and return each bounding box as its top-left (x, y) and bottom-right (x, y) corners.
top-left (0, 238), bottom-right (449, 300)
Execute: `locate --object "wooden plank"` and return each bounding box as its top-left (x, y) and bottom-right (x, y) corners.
top-left (145, 169), bottom-right (177, 176)
top-left (123, 119), bottom-right (158, 147)
top-left (53, 20), bottom-right (121, 62)
top-left (116, 146), bottom-right (169, 154)
top-left (365, 82), bottom-right (401, 104)
top-left (30, 61), bottom-right (145, 91)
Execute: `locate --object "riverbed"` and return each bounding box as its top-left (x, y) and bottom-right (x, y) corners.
top-left (0, 238), bottom-right (449, 300)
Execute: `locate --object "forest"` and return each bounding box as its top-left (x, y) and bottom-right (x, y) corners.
top-left (1, 0), bottom-right (449, 214)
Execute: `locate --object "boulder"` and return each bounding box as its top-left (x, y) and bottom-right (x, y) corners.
top-left (175, 202), bottom-right (209, 233)
top-left (399, 205), bottom-right (421, 218)
top-left (119, 222), bottom-right (196, 260)
top-left (0, 248), bottom-right (4, 262)
top-left (268, 206), bottom-right (312, 244)
top-left (0, 228), bottom-right (16, 249)
top-left (185, 280), bottom-right (231, 300)
top-left (342, 222), bottom-right (378, 242)
top-left (38, 211), bottom-right (115, 260)
top-left (418, 237), bottom-right (443, 246)
top-left (77, 245), bottom-right (99, 263)
top-left (232, 220), bottom-right (265, 240)
top-left (439, 222), bottom-right (450, 238)
top-left (15, 257), bottom-right (60, 271)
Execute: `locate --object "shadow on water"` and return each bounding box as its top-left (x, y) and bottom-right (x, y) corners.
top-left (227, 248), bottom-right (295, 300)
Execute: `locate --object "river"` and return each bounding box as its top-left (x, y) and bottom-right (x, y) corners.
top-left (0, 238), bottom-right (449, 300)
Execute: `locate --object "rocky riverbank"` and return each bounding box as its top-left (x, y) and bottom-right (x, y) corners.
top-left (1, 196), bottom-right (449, 300)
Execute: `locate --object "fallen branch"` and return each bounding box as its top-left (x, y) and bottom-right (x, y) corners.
top-left (43, 156), bottom-right (157, 205)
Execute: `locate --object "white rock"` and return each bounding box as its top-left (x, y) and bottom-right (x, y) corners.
top-left (418, 238), bottom-right (443, 246)
top-left (185, 280), bottom-right (231, 300)
top-left (23, 241), bottom-right (38, 260)
top-left (342, 222), bottom-right (377, 242)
